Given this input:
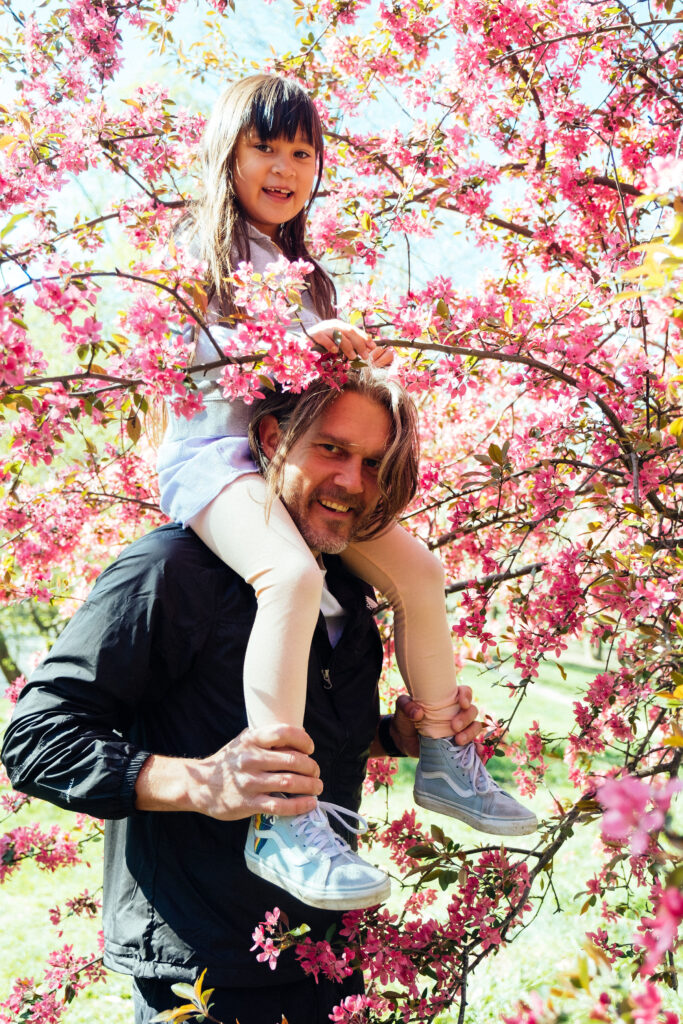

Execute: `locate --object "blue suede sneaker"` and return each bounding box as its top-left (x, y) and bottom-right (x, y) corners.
top-left (245, 801), bottom-right (391, 910)
top-left (414, 737), bottom-right (538, 836)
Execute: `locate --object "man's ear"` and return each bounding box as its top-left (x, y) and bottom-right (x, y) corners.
top-left (258, 415), bottom-right (282, 461)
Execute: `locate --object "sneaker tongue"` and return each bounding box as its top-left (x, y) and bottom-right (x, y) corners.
top-left (447, 741), bottom-right (500, 794)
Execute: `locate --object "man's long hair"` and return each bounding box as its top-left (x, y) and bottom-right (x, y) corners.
top-left (179, 74), bottom-right (335, 319)
top-left (248, 367), bottom-right (420, 539)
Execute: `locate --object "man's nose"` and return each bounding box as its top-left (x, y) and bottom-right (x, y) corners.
top-left (334, 458), bottom-right (364, 494)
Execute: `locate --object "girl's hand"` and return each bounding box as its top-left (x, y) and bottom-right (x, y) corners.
top-left (307, 319), bottom-right (394, 367)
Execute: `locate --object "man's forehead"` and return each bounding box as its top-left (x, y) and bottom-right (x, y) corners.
top-left (313, 429), bottom-right (389, 454)
top-left (309, 392), bottom-right (392, 453)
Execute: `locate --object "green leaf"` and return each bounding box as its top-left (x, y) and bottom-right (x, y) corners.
top-left (580, 894), bottom-right (597, 915)
top-left (669, 213), bottom-right (683, 247)
top-left (665, 864), bottom-right (683, 888)
top-left (488, 442), bottom-right (504, 465)
top-left (430, 823), bottom-right (446, 844)
top-left (0, 210), bottom-right (29, 240)
top-left (406, 844), bottom-right (438, 859)
top-left (126, 414), bottom-right (142, 443)
top-left (170, 984), bottom-right (197, 1003)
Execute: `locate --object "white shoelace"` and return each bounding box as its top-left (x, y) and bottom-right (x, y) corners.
top-left (446, 741), bottom-right (500, 795)
top-left (294, 801), bottom-right (369, 859)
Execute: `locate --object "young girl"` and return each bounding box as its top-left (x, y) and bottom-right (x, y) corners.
top-left (157, 74), bottom-right (536, 912)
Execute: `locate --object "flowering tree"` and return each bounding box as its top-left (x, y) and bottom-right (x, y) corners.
top-left (1, 0), bottom-right (683, 1021)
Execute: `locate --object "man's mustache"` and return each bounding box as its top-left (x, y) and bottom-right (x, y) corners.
top-left (313, 488), bottom-right (364, 513)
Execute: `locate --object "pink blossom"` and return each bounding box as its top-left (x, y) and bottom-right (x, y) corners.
top-left (598, 776), bottom-right (680, 855)
top-left (636, 887), bottom-right (683, 973)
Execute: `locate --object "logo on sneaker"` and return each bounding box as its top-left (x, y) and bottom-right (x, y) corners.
top-left (253, 813), bottom-right (274, 853)
top-left (420, 769), bottom-right (474, 798)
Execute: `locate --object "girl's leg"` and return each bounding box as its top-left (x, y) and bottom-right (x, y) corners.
top-left (345, 523), bottom-right (538, 836)
top-left (342, 522), bottom-right (458, 738)
top-left (192, 476), bottom-right (394, 906)
top-left (189, 474), bottom-right (324, 728)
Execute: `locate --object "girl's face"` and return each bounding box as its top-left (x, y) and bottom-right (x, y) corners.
top-left (232, 127), bottom-right (318, 241)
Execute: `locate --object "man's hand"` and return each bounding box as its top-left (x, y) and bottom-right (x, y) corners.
top-left (135, 724), bottom-right (323, 820)
top-left (381, 686), bottom-right (483, 758)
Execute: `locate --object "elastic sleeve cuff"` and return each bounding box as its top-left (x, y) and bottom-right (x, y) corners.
top-left (121, 749), bottom-right (154, 813)
top-left (377, 715), bottom-right (407, 757)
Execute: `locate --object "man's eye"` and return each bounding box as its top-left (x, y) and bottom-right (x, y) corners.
top-left (320, 443), bottom-right (341, 454)
top-left (364, 459), bottom-right (381, 471)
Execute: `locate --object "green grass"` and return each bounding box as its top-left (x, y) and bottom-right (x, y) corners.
top-left (1, 652), bottom-right (679, 1024)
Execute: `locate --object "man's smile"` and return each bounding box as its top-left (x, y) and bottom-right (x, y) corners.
top-left (317, 498), bottom-right (353, 514)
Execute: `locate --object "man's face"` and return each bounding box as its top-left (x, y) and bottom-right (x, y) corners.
top-left (276, 391), bottom-right (392, 555)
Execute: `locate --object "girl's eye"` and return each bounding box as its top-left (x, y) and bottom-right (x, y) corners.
top-left (255, 143), bottom-right (272, 152)
top-left (295, 149), bottom-right (313, 159)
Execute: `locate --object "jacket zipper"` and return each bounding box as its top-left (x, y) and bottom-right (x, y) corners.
top-left (321, 668), bottom-right (332, 690)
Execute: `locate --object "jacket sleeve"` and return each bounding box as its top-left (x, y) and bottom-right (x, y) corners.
top-left (1, 533), bottom-right (213, 819)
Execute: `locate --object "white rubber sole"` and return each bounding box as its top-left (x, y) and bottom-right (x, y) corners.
top-left (244, 851), bottom-right (391, 910)
top-left (414, 790), bottom-right (538, 836)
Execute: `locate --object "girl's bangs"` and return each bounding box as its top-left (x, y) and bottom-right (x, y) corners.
top-left (242, 81), bottom-right (320, 149)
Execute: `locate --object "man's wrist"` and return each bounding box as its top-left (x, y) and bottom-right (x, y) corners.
top-left (377, 714), bottom-right (407, 757)
top-left (134, 754), bottom-right (198, 813)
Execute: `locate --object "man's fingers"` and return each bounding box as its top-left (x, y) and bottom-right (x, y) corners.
top-left (238, 744), bottom-right (322, 783)
top-left (245, 768), bottom-right (323, 796)
top-left (454, 685), bottom-right (473, 710)
top-left (255, 793), bottom-right (319, 817)
top-left (396, 693), bottom-right (423, 720)
top-left (452, 718), bottom-right (485, 746)
top-left (248, 723), bottom-right (316, 758)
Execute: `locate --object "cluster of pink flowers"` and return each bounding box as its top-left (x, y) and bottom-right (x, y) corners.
top-left (0, 945), bottom-right (105, 1024)
top-left (3, 0), bottom-right (683, 1020)
top-left (598, 776), bottom-right (680, 856)
top-left (636, 884), bottom-right (683, 974)
top-left (362, 756), bottom-right (398, 794)
top-left (49, 889), bottom-right (102, 936)
top-left (0, 824), bottom-right (81, 884)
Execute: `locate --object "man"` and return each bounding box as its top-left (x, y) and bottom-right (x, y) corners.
top-left (1, 368), bottom-right (481, 1024)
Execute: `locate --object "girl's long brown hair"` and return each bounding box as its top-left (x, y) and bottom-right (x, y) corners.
top-left (182, 74), bottom-right (335, 319)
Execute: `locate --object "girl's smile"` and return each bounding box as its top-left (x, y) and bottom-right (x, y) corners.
top-left (232, 128), bottom-right (318, 241)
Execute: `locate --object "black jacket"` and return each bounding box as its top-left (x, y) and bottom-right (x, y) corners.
top-left (1, 524), bottom-right (383, 985)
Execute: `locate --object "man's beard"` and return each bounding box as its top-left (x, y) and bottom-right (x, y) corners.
top-left (282, 484), bottom-right (370, 555)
